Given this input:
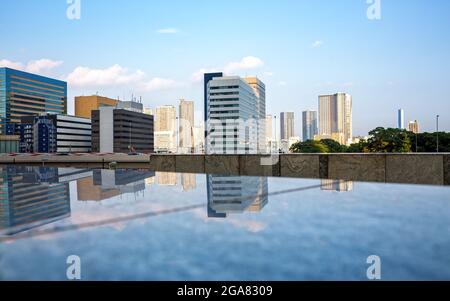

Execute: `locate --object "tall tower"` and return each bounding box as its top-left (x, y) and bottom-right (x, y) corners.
top-left (280, 112), bottom-right (295, 140)
top-left (179, 99), bottom-right (194, 154)
top-left (302, 110), bottom-right (318, 141)
top-left (318, 93), bottom-right (352, 145)
top-left (243, 76), bottom-right (266, 153)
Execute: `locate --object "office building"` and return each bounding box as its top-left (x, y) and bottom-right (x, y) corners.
top-left (207, 175), bottom-right (268, 218)
top-left (321, 179), bottom-right (354, 192)
top-left (19, 114), bottom-right (91, 153)
top-left (74, 95), bottom-right (118, 119)
top-left (318, 93), bottom-right (353, 145)
top-left (206, 75), bottom-right (261, 154)
top-left (204, 72), bottom-right (223, 137)
top-left (244, 76), bottom-right (266, 153)
top-left (0, 135), bottom-right (19, 153)
top-left (193, 124), bottom-right (205, 154)
top-left (265, 114), bottom-right (275, 152)
top-left (144, 108), bottom-right (153, 116)
top-left (0, 67), bottom-right (67, 135)
top-left (302, 110), bottom-right (318, 141)
top-left (0, 166), bottom-right (71, 235)
top-left (116, 100), bottom-right (143, 113)
top-left (398, 109), bottom-right (405, 129)
top-left (179, 99), bottom-right (194, 154)
top-left (91, 107), bottom-right (154, 153)
top-left (181, 173), bottom-right (196, 191)
top-left (280, 112), bottom-right (295, 140)
top-left (408, 120), bottom-right (420, 134)
top-left (154, 105), bottom-right (176, 153)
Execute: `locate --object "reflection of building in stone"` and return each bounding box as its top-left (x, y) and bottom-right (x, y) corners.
top-left (0, 166), bottom-right (72, 236)
top-left (321, 179), bottom-right (353, 192)
top-left (77, 169), bottom-right (155, 201)
top-left (156, 172), bottom-right (177, 186)
top-left (145, 176), bottom-right (155, 186)
top-left (207, 175), bottom-right (268, 218)
top-left (181, 173), bottom-right (196, 191)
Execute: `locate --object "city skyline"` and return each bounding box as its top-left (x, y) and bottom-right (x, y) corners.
top-left (1, 1), bottom-right (449, 136)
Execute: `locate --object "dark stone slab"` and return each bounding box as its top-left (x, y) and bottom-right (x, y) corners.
top-left (240, 155), bottom-right (281, 177)
top-left (149, 155), bottom-right (176, 172)
top-left (280, 155), bottom-right (320, 178)
top-left (328, 154), bottom-right (385, 182)
top-left (175, 155), bottom-right (205, 174)
top-left (205, 155), bottom-right (240, 175)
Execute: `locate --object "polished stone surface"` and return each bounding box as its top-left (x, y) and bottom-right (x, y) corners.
top-left (386, 155), bottom-right (444, 185)
top-left (329, 154), bottom-right (386, 182)
top-left (445, 155), bottom-right (450, 185)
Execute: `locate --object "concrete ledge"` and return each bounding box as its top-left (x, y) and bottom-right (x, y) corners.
top-left (386, 154), bottom-right (444, 185)
top-left (175, 155), bottom-right (205, 174)
top-left (149, 155), bottom-right (175, 172)
top-left (280, 155), bottom-right (319, 178)
top-left (240, 155), bottom-right (280, 177)
top-left (328, 154), bottom-right (386, 183)
top-left (445, 155), bottom-right (450, 186)
top-left (205, 155), bottom-right (240, 175)
top-left (1, 153), bottom-right (449, 186)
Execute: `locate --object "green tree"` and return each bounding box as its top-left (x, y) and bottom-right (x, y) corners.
top-left (366, 127), bottom-right (412, 153)
top-left (320, 139), bottom-right (347, 153)
top-left (290, 140), bottom-right (329, 153)
top-left (346, 139), bottom-right (368, 153)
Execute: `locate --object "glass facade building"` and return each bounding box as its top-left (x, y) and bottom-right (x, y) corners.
top-left (0, 67), bottom-right (67, 134)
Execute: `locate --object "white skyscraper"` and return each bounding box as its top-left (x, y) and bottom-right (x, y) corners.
top-left (318, 93), bottom-right (353, 145)
top-left (206, 75), bottom-right (263, 154)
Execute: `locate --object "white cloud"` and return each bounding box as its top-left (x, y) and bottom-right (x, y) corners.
top-left (66, 64), bottom-right (145, 87)
top-left (312, 40), bottom-right (324, 48)
top-left (156, 28), bottom-right (179, 34)
top-left (224, 56), bottom-right (264, 74)
top-left (141, 77), bottom-right (179, 92)
top-left (191, 56), bottom-right (265, 83)
top-left (0, 59), bottom-right (24, 70)
top-left (0, 58), bottom-right (63, 75)
top-left (26, 59), bottom-right (63, 74)
top-left (191, 68), bottom-right (220, 82)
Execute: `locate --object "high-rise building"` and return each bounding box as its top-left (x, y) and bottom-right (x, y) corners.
top-left (243, 76), bottom-right (266, 153)
top-left (74, 95), bottom-right (118, 119)
top-left (155, 105), bottom-right (176, 153)
top-left (204, 72), bottom-right (223, 138)
top-left (408, 120), bottom-right (420, 134)
top-left (181, 173), bottom-right (196, 191)
top-left (318, 93), bottom-right (352, 145)
top-left (91, 107), bottom-right (154, 153)
top-left (280, 112), bottom-right (295, 140)
top-left (398, 109), bottom-right (405, 129)
top-left (0, 68), bottom-right (67, 134)
top-left (144, 108), bottom-right (153, 116)
top-left (265, 114), bottom-right (274, 152)
top-left (193, 124), bottom-right (205, 154)
top-left (302, 110), bottom-right (318, 141)
top-left (179, 99), bottom-right (194, 154)
top-left (206, 76), bottom-right (260, 154)
top-left (19, 114), bottom-right (92, 153)
top-left (207, 175), bottom-right (268, 218)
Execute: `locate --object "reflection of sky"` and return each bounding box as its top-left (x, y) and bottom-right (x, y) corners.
top-left (1, 170), bottom-right (450, 280)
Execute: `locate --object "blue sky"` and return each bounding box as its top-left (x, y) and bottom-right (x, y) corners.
top-left (1, 0), bottom-right (449, 136)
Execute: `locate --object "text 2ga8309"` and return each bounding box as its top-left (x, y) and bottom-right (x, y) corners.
top-left (221, 286), bottom-right (273, 296)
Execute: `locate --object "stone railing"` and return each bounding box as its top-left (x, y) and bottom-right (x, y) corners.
top-left (0, 153), bottom-right (449, 186)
